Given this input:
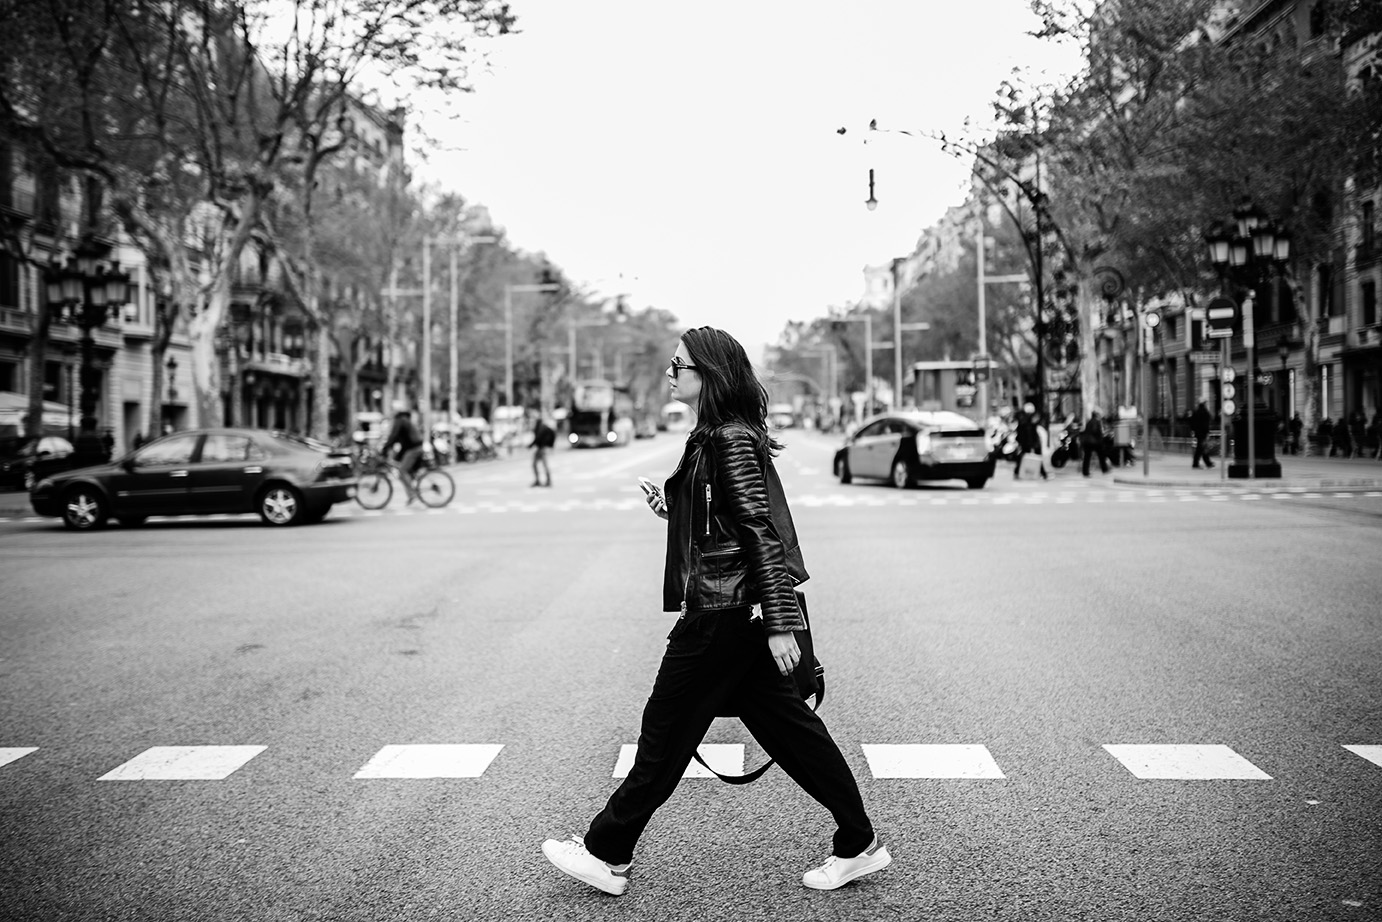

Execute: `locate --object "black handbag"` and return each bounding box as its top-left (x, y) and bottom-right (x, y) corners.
top-left (692, 589), bottom-right (825, 784)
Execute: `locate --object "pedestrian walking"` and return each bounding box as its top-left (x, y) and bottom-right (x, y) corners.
top-left (541, 326), bottom-right (889, 897)
top-left (1190, 401), bottom-right (1215, 470)
top-left (1013, 402), bottom-right (1047, 480)
top-left (1369, 411), bottom-right (1382, 459)
top-left (531, 416), bottom-right (555, 487)
top-left (1348, 409), bottom-right (1367, 459)
top-left (1289, 412), bottom-right (1304, 456)
top-left (1080, 409), bottom-right (1110, 476)
top-left (1332, 416), bottom-right (1352, 457)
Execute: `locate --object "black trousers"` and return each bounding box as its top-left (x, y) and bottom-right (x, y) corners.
top-left (1192, 435), bottom-right (1213, 467)
top-left (1081, 442), bottom-right (1109, 474)
top-left (583, 608), bottom-right (875, 866)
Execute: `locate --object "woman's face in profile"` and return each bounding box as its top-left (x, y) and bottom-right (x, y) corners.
top-left (668, 340), bottom-right (702, 409)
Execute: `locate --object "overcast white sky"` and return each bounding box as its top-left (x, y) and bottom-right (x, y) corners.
top-left (415, 0), bottom-right (1084, 359)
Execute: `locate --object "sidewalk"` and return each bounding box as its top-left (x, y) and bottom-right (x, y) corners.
top-left (1111, 451), bottom-right (1382, 490)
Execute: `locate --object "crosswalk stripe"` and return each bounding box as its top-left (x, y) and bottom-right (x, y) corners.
top-left (353, 744), bottom-right (504, 779)
top-left (2, 741), bottom-right (1374, 781)
top-left (1102, 744), bottom-right (1271, 780)
top-left (1343, 745), bottom-right (1382, 769)
top-left (0, 747), bottom-right (38, 770)
top-left (612, 744), bottom-right (743, 779)
top-left (98, 745), bottom-right (267, 781)
top-left (861, 744), bottom-right (1006, 779)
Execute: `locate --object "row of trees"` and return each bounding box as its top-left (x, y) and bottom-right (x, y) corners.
top-left (3, 0), bottom-right (682, 439)
top-left (771, 0), bottom-right (1380, 429)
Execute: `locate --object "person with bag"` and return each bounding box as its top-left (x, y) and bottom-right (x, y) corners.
top-left (1013, 402), bottom-right (1047, 480)
top-left (541, 326), bottom-right (889, 897)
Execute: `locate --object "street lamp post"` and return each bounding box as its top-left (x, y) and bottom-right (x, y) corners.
top-left (477, 280), bottom-right (562, 409)
top-left (44, 240), bottom-right (132, 462)
top-left (447, 235), bottom-right (497, 425)
top-left (1204, 201), bottom-right (1291, 478)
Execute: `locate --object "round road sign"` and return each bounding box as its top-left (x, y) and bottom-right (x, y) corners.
top-left (1222, 366), bottom-right (1237, 383)
top-left (1222, 399), bottom-right (1237, 416)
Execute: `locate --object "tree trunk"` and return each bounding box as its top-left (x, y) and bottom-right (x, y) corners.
top-left (1299, 267), bottom-right (1321, 457)
top-left (188, 278), bottom-right (230, 428)
top-left (1077, 263), bottom-right (1099, 416)
top-left (312, 322), bottom-right (331, 439)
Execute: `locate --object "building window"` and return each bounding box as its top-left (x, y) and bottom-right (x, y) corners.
top-left (0, 360), bottom-right (16, 392)
top-left (43, 361), bottom-right (63, 401)
top-left (1310, 1), bottom-right (1328, 38)
top-left (1364, 281), bottom-right (1378, 327)
top-left (1364, 201), bottom-right (1376, 251)
top-left (0, 252), bottom-right (19, 309)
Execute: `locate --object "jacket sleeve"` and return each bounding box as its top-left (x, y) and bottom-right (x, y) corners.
top-left (711, 427), bottom-right (805, 634)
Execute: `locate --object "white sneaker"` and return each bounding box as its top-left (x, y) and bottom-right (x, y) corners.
top-left (541, 835), bottom-right (630, 896)
top-left (802, 837), bottom-right (892, 890)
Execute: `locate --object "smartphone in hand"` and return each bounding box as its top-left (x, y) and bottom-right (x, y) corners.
top-left (637, 476), bottom-right (661, 500)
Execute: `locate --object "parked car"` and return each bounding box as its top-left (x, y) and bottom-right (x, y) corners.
top-left (29, 428), bottom-right (356, 530)
top-left (768, 403), bottom-right (796, 429)
top-left (832, 411), bottom-right (994, 489)
top-left (0, 435), bottom-right (76, 490)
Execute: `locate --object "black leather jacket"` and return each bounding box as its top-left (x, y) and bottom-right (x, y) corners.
top-left (661, 423), bottom-right (808, 633)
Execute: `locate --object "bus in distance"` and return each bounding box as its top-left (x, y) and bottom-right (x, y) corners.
top-left (568, 380), bottom-right (635, 447)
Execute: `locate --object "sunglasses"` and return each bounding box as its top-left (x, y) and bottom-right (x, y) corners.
top-left (667, 357), bottom-right (699, 379)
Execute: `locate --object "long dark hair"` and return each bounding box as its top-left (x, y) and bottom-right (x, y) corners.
top-left (682, 326), bottom-right (783, 458)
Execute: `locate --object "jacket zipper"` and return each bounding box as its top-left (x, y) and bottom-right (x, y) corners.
top-left (680, 451), bottom-right (701, 616)
top-left (704, 484), bottom-right (711, 536)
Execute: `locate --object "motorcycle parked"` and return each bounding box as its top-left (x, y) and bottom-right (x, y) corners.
top-left (1048, 422), bottom-right (1083, 469)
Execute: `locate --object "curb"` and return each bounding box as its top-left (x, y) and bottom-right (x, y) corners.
top-left (1113, 477), bottom-right (1382, 491)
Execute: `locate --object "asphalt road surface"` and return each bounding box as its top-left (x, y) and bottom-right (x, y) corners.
top-left (2, 430), bottom-right (1379, 922)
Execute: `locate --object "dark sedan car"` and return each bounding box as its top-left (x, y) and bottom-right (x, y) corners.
top-left (30, 428), bottom-right (356, 530)
top-left (0, 435), bottom-right (76, 490)
top-left (833, 411), bottom-right (994, 490)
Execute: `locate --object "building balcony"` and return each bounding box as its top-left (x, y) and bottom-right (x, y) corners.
top-left (243, 351), bottom-right (307, 378)
top-left (0, 186), bottom-right (36, 219)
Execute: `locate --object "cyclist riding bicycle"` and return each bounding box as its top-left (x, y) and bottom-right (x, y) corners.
top-left (382, 401), bottom-right (424, 500)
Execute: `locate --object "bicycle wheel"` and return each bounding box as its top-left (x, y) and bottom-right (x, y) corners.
top-left (415, 468), bottom-right (455, 507)
top-left (355, 471), bottom-right (393, 509)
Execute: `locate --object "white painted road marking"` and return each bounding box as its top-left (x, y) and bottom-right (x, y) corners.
top-left (99, 745), bottom-right (267, 780)
top-left (0, 747), bottom-right (38, 770)
top-left (353, 744), bottom-right (504, 779)
top-left (612, 743), bottom-right (743, 779)
top-left (1102, 744), bottom-right (1271, 780)
top-left (1343, 745), bottom-right (1382, 769)
top-left (861, 744), bottom-right (1006, 779)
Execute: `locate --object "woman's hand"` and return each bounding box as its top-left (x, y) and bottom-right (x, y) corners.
top-left (767, 631), bottom-right (800, 677)
top-left (645, 490), bottom-right (669, 520)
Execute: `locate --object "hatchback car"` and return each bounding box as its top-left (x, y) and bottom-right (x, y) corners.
top-left (30, 428), bottom-right (356, 530)
top-left (833, 411), bottom-right (994, 489)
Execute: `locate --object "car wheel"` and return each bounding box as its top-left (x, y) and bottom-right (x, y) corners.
top-left (118, 516), bottom-right (147, 527)
top-left (837, 457), bottom-right (852, 484)
top-left (258, 483), bottom-right (304, 526)
top-left (965, 477), bottom-right (988, 489)
top-left (62, 486), bottom-right (108, 530)
top-left (891, 458), bottom-right (915, 489)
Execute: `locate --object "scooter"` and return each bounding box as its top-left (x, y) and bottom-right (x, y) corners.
top-left (1048, 423), bottom-right (1082, 469)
